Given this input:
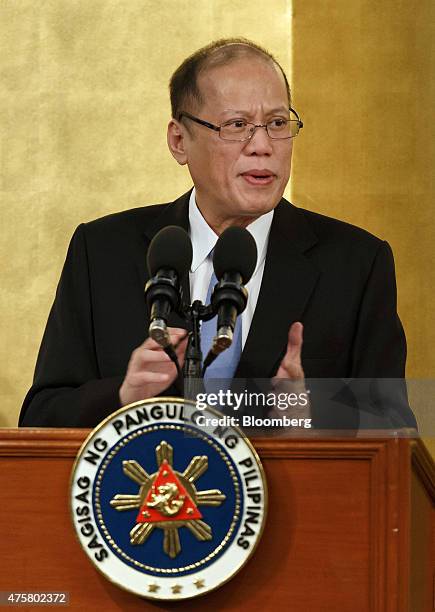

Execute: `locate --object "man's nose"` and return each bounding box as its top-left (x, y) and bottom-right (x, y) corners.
top-left (244, 125), bottom-right (273, 155)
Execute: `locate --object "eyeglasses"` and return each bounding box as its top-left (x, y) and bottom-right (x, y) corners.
top-left (177, 108), bottom-right (303, 141)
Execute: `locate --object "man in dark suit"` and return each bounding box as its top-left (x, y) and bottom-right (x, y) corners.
top-left (19, 39), bottom-right (416, 428)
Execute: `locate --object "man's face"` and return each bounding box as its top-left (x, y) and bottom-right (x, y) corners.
top-left (169, 56), bottom-right (293, 230)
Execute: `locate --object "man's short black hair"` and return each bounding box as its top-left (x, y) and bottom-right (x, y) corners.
top-left (169, 38), bottom-right (291, 120)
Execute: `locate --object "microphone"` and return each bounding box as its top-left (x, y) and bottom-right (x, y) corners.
top-left (204, 227), bottom-right (257, 367)
top-left (145, 226), bottom-right (192, 348)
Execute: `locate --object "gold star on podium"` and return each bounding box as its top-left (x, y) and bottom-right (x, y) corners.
top-left (194, 579), bottom-right (205, 589)
top-left (148, 583), bottom-right (160, 593)
top-left (171, 584), bottom-right (182, 594)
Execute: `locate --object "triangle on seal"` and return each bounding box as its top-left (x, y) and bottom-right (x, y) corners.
top-left (136, 460), bottom-right (203, 523)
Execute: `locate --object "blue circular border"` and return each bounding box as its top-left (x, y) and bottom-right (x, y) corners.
top-left (91, 423), bottom-right (244, 577)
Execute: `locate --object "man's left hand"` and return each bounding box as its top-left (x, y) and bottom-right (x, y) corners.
top-left (270, 322), bottom-right (310, 426)
top-left (274, 321), bottom-right (305, 380)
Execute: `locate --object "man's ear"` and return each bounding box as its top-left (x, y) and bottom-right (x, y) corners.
top-left (167, 119), bottom-right (188, 165)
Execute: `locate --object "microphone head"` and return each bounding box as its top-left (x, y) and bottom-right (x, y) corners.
top-left (213, 226), bottom-right (257, 284)
top-left (147, 226), bottom-right (193, 278)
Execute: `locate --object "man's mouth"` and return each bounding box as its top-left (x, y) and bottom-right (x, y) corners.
top-left (240, 170), bottom-right (275, 185)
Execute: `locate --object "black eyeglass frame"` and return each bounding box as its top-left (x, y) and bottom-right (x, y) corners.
top-left (177, 108), bottom-right (303, 141)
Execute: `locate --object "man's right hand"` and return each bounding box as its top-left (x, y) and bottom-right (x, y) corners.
top-left (119, 327), bottom-right (188, 407)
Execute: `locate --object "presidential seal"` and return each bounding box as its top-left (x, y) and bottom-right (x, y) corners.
top-left (70, 398), bottom-right (267, 600)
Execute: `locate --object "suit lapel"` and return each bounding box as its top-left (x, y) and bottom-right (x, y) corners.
top-left (235, 200), bottom-right (320, 378)
top-left (141, 191), bottom-right (192, 329)
top-left (139, 193), bottom-right (320, 378)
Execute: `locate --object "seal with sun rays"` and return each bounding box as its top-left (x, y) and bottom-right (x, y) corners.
top-left (109, 440), bottom-right (226, 558)
top-left (70, 398), bottom-right (267, 601)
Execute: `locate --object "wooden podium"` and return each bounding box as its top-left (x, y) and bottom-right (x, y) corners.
top-left (0, 429), bottom-right (433, 611)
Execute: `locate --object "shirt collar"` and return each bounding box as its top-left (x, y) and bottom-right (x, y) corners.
top-left (188, 187), bottom-right (274, 274)
top-left (189, 189), bottom-right (218, 272)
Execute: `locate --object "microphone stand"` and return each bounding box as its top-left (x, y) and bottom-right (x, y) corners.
top-left (182, 300), bottom-right (215, 401)
top-left (157, 278), bottom-right (246, 401)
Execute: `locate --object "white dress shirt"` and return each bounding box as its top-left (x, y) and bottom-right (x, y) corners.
top-left (188, 188), bottom-right (274, 349)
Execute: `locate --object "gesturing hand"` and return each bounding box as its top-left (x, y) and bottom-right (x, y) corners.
top-left (270, 322), bottom-right (309, 426)
top-left (274, 322), bottom-right (305, 381)
top-left (119, 327), bottom-right (188, 407)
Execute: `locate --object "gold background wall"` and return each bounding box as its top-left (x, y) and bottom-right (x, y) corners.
top-left (0, 0), bottom-right (292, 426)
top-left (290, 0), bottom-right (435, 452)
top-left (1, 2), bottom-right (434, 439)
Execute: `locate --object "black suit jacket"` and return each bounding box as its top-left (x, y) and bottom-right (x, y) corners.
top-left (19, 191), bottom-right (415, 428)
